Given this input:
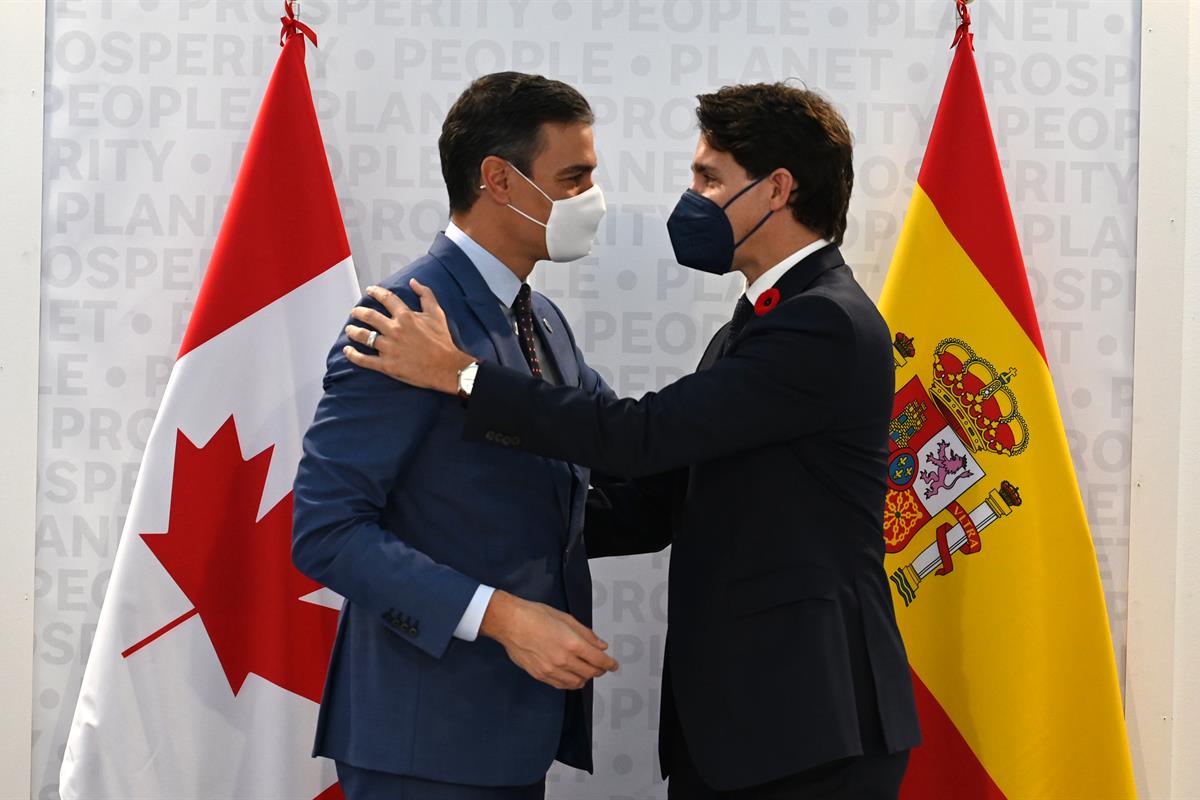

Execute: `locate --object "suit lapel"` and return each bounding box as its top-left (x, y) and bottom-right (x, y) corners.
top-left (698, 322), bottom-right (731, 372)
top-left (466, 295), bottom-right (529, 373)
top-left (772, 243), bottom-right (845, 297)
top-left (724, 244), bottom-right (846, 353)
top-left (528, 292), bottom-right (579, 531)
top-left (429, 234), bottom-right (530, 374)
top-left (530, 293), bottom-right (581, 388)
top-left (431, 235), bottom-right (573, 531)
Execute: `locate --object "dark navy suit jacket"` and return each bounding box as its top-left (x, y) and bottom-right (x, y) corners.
top-left (292, 234), bottom-right (609, 786)
top-left (462, 245), bottom-right (922, 791)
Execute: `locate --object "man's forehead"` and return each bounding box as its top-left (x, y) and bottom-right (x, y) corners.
top-left (537, 120), bottom-right (590, 142)
top-left (535, 150), bottom-right (597, 172)
top-left (538, 120), bottom-right (594, 149)
top-left (691, 143), bottom-right (729, 173)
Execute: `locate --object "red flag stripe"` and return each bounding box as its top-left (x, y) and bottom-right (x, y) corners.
top-left (901, 669), bottom-right (1007, 800)
top-left (179, 35), bottom-right (350, 359)
top-left (915, 44), bottom-right (1047, 361)
top-left (313, 781), bottom-right (345, 800)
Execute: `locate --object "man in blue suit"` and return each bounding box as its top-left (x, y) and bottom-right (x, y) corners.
top-left (291, 72), bottom-right (618, 800)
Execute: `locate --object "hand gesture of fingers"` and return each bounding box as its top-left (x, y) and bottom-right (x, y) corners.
top-left (343, 280), bottom-right (472, 393)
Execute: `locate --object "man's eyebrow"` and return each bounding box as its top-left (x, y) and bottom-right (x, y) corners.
top-left (556, 162), bottom-right (596, 177)
top-left (691, 161), bottom-right (718, 176)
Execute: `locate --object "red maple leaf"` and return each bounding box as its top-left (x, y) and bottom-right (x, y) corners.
top-left (126, 416), bottom-right (338, 705)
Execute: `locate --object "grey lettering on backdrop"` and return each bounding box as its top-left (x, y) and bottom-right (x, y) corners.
top-left (36, 2), bottom-right (1139, 798)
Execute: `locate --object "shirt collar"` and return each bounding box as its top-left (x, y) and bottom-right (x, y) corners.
top-left (445, 221), bottom-right (524, 307)
top-left (744, 238), bottom-right (832, 303)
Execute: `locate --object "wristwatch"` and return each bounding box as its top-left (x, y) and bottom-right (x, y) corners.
top-left (457, 361), bottom-right (480, 404)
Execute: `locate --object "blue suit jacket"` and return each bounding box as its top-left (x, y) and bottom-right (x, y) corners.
top-left (292, 234), bottom-right (609, 786)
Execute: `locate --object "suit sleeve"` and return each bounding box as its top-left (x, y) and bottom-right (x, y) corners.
top-left (464, 294), bottom-right (854, 478)
top-left (583, 470), bottom-right (683, 558)
top-left (292, 290), bottom-right (479, 660)
top-left (546, 300), bottom-right (681, 557)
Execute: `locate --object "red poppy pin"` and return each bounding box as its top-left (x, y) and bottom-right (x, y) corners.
top-left (754, 288), bottom-right (782, 316)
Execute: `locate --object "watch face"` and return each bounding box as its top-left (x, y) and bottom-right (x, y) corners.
top-left (459, 363), bottom-right (478, 394)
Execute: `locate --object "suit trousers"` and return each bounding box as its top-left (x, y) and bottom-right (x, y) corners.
top-left (665, 719), bottom-right (909, 800)
top-left (335, 761), bottom-right (546, 800)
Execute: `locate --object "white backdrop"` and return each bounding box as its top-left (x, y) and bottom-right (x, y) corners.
top-left (35, 1), bottom-right (1140, 798)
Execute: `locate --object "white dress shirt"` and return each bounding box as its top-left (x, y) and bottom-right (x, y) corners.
top-left (744, 237), bottom-right (832, 303)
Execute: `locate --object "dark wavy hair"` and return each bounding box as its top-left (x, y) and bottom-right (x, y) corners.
top-left (696, 83), bottom-right (854, 245)
top-left (439, 72), bottom-right (594, 213)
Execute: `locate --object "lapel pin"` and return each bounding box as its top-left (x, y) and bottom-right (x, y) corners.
top-left (542, 317), bottom-right (554, 334)
top-left (754, 288), bottom-right (782, 316)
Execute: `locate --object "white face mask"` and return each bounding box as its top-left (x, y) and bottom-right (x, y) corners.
top-left (503, 162), bottom-right (606, 263)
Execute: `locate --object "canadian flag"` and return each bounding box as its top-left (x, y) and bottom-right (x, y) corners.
top-left (60, 15), bottom-right (357, 800)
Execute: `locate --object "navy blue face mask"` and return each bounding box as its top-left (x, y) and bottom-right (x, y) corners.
top-left (666, 177), bottom-right (774, 275)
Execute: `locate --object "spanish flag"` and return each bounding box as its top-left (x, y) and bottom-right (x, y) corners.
top-left (878, 6), bottom-right (1136, 798)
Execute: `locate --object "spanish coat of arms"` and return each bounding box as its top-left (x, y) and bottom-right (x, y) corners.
top-left (886, 335), bottom-right (1027, 606)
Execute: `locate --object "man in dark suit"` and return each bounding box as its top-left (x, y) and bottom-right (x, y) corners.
top-left (344, 83), bottom-right (921, 798)
top-left (291, 73), bottom-right (620, 800)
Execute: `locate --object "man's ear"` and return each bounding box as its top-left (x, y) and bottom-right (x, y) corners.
top-left (478, 155), bottom-right (512, 203)
top-left (768, 168), bottom-right (795, 212)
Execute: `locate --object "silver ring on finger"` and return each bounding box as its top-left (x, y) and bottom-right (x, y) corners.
top-left (366, 330), bottom-right (379, 349)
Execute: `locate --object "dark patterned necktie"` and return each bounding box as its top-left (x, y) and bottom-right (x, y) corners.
top-left (512, 283), bottom-right (543, 379)
top-left (721, 295), bottom-right (754, 355)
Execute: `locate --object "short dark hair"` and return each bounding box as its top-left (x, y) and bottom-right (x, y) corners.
top-left (439, 72), bottom-right (594, 213)
top-left (696, 83), bottom-right (854, 245)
